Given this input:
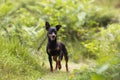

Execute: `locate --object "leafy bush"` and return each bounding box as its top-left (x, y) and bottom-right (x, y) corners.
top-left (0, 2), bottom-right (14, 17)
top-left (0, 0), bottom-right (116, 41)
top-left (70, 24), bottom-right (120, 80)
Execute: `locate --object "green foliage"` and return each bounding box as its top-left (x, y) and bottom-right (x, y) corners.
top-left (0, 2), bottom-right (14, 17)
top-left (0, 0), bottom-right (116, 41)
top-left (0, 0), bottom-right (119, 80)
top-left (0, 36), bottom-right (45, 80)
top-left (70, 24), bottom-right (120, 80)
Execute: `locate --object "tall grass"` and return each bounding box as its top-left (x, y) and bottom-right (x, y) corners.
top-left (0, 36), bottom-right (44, 80)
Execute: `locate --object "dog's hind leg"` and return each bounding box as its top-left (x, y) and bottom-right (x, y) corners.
top-left (64, 55), bottom-right (69, 72)
top-left (63, 48), bottom-right (69, 72)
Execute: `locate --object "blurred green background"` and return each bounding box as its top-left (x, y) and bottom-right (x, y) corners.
top-left (0, 0), bottom-right (120, 80)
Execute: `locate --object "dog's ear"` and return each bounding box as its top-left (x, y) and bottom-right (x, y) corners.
top-left (45, 22), bottom-right (50, 30)
top-left (56, 25), bottom-right (61, 31)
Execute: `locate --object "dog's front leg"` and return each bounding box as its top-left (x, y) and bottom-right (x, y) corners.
top-left (48, 55), bottom-right (53, 72)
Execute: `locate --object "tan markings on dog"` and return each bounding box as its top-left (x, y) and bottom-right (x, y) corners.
top-left (53, 56), bottom-right (57, 61)
top-left (56, 47), bottom-right (60, 51)
top-left (48, 49), bottom-right (51, 53)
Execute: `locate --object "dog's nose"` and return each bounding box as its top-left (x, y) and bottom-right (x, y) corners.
top-left (52, 35), bottom-right (55, 38)
top-left (52, 33), bottom-right (56, 37)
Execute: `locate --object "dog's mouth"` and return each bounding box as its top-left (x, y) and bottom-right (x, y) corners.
top-left (48, 34), bottom-right (56, 41)
top-left (51, 35), bottom-right (56, 40)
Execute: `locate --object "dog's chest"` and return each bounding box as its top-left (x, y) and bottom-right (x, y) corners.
top-left (47, 46), bottom-right (61, 56)
top-left (50, 50), bottom-right (60, 56)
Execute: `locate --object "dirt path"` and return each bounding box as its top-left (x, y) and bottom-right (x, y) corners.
top-left (40, 61), bottom-right (88, 80)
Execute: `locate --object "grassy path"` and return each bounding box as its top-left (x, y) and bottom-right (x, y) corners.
top-left (41, 62), bottom-right (88, 80)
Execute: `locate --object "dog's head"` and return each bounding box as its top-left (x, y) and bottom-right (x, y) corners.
top-left (45, 22), bottom-right (61, 41)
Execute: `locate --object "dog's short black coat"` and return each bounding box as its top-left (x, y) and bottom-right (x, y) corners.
top-left (45, 22), bottom-right (68, 72)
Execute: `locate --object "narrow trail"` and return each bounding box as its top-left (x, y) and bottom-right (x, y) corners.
top-left (41, 61), bottom-right (88, 80)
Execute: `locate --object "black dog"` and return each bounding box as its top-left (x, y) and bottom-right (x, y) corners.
top-left (45, 22), bottom-right (69, 72)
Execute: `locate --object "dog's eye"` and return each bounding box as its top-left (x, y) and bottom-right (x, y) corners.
top-left (54, 31), bottom-right (56, 34)
top-left (49, 32), bottom-right (52, 34)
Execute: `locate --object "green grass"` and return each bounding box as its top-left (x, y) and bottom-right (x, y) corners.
top-left (0, 36), bottom-right (44, 80)
top-left (43, 71), bottom-right (69, 80)
top-left (0, 0), bottom-right (120, 80)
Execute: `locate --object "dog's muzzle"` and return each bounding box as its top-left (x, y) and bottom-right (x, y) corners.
top-left (49, 32), bottom-right (56, 41)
